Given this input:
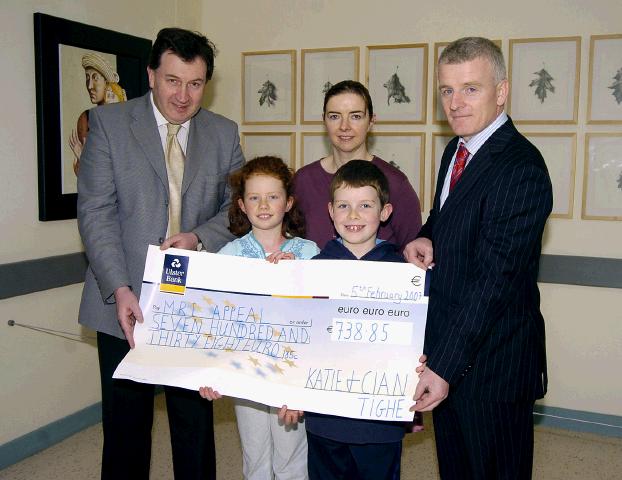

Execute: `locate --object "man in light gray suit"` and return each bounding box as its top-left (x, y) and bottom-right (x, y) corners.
top-left (77, 28), bottom-right (244, 480)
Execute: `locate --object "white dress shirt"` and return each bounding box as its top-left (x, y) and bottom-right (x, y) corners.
top-left (439, 112), bottom-right (508, 209)
top-left (150, 92), bottom-right (191, 238)
top-left (150, 92), bottom-right (190, 154)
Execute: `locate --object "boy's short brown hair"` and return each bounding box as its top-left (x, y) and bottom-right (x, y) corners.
top-left (329, 160), bottom-right (390, 206)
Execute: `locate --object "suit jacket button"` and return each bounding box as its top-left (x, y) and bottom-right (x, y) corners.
top-left (158, 237), bottom-right (164, 244)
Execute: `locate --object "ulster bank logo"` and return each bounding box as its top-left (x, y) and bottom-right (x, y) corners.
top-left (160, 254), bottom-right (189, 295)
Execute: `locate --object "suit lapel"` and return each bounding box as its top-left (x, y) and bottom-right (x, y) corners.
top-left (438, 144), bottom-right (494, 215)
top-left (129, 94), bottom-right (168, 189)
top-left (436, 119), bottom-right (518, 220)
top-left (433, 137), bottom-right (458, 211)
top-left (129, 102), bottom-right (222, 197)
top-left (183, 110), bottom-right (215, 195)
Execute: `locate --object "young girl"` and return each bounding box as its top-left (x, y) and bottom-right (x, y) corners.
top-left (200, 155), bottom-right (318, 480)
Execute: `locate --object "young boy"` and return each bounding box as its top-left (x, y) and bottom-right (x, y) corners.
top-left (306, 159), bottom-right (406, 479)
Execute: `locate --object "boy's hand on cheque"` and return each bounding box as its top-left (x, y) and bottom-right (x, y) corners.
top-left (278, 405), bottom-right (304, 425)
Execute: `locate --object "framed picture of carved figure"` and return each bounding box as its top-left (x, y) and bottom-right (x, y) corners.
top-left (582, 133), bottom-right (622, 221)
top-left (301, 47), bottom-right (359, 124)
top-left (508, 37), bottom-right (580, 124)
top-left (242, 50), bottom-right (296, 125)
top-left (587, 34), bottom-right (622, 124)
top-left (34, 13), bottom-right (151, 221)
top-left (366, 44), bottom-right (428, 124)
top-left (241, 132), bottom-right (296, 168)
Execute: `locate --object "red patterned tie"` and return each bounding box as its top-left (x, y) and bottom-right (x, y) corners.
top-left (449, 142), bottom-right (469, 191)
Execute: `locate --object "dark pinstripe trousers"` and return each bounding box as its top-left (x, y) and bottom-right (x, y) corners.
top-left (433, 396), bottom-right (535, 479)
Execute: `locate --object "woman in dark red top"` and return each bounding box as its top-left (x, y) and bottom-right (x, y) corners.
top-left (293, 80), bottom-right (422, 251)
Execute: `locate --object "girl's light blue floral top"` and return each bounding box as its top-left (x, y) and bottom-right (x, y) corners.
top-left (218, 232), bottom-right (319, 259)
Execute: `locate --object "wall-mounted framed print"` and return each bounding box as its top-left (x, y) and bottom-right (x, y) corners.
top-left (241, 132), bottom-right (296, 168)
top-left (300, 132), bottom-right (331, 168)
top-left (523, 133), bottom-right (576, 218)
top-left (301, 47), bottom-right (359, 124)
top-left (367, 133), bottom-right (425, 210)
top-left (587, 34), bottom-right (622, 124)
top-left (430, 132), bottom-right (454, 203)
top-left (33, 13), bottom-right (151, 221)
top-left (242, 50), bottom-right (296, 125)
top-left (432, 43), bottom-right (450, 125)
top-left (432, 40), bottom-right (501, 125)
top-left (366, 44), bottom-right (428, 124)
top-left (582, 133), bottom-right (622, 221)
top-left (508, 37), bottom-right (581, 124)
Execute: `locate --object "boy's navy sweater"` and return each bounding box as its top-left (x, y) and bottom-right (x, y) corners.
top-left (305, 239), bottom-right (407, 444)
top-left (313, 238), bottom-right (405, 263)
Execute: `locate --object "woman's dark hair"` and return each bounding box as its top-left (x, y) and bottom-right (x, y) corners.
top-left (148, 28), bottom-right (216, 80)
top-left (322, 80), bottom-right (374, 118)
top-left (228, 156), bottom-right (306, 238)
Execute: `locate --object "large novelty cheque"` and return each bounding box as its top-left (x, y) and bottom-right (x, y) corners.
top-left (114, 245), bottom-right (428, 422)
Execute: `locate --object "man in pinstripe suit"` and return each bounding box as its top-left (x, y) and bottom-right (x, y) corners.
top-left (405, 37), bottom-right (552, 479)
top-left (78, 28), bottom-right (244, 479)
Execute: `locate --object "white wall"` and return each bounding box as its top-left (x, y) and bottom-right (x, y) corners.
top-left (0, 0), bottom-right (202, 445)
top-left (203, 0), bottom-right (622, 415)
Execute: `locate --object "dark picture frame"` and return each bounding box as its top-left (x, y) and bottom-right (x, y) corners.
top-left (34, 13), bottom-right (151, 220)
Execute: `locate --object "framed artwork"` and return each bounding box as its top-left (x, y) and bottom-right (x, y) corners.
top-left (430, 133), bottom-right (454, 204)
top-left (34, 13), bottom-right (151, 220)
top-left (301, 47), bottom-right (359, 124)
top-left (523, 133), bottom-right (576, 218)
top-left (241, 132), bottom-right (296, 168)
top-left (508, 37), bottom-right (581, 124)
top-left (582, 133), bottom-right (622, 221)
top-left (366, 44), bottom-right (428, 124)
top-left (432, 43), bottom-right (449, 124)
top-left (432, 40), bottom-right (501, 124)
top-left (242, 50), bottom-right (296, 125)
top-left (587, 34), bottom-right (622, 124)
top-left (367, 133), bottom-right (425, 210)
top-left (300, 132), bottom-right (331, 168)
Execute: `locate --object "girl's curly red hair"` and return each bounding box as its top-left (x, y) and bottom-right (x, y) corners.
top-left (228, 156), bottom-right (306, 238)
